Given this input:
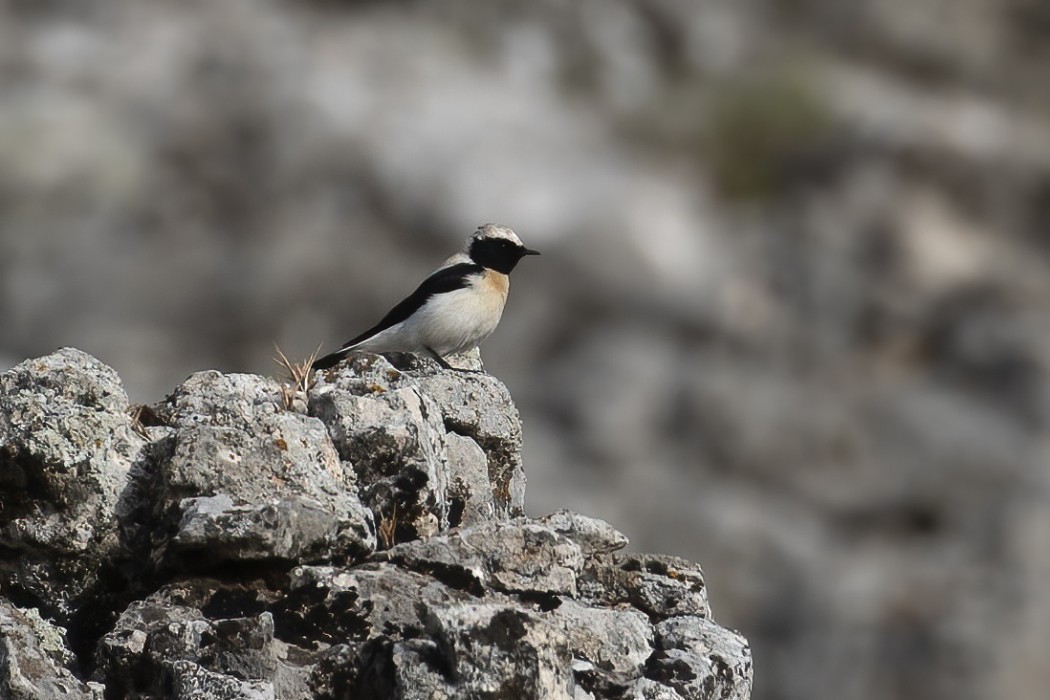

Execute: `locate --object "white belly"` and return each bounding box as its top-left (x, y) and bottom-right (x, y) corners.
top-left (354, 275), bottom-right (509, 356)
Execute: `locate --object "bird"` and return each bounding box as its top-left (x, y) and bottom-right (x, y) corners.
top-left (311, 223), bottom-right (539, 372)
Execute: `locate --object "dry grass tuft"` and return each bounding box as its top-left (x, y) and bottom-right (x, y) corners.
top-left (273, 343), bottom-right (322, 410)
top-left (127, 404), bottom-right (152, 439)
top-left (378, 502), bottom-right (399, 550)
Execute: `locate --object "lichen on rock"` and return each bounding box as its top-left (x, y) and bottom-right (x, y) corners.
top-left (0, 348), bottom-right (752, 699)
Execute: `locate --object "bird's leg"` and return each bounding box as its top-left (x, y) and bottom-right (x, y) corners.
top-left (423, 346), bottom-right (454, 370)
top-left (422, 347), bottom-right (485, 373)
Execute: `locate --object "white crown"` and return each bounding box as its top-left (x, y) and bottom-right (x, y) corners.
top-left (471, 223), bottom-right (524, 248)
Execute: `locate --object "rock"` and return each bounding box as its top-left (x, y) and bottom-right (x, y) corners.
top-left (372, 351), bottom-right (526, 517)
top-left (551, 599), bottom-right (653, 672)
top-left (444, 432), bottom-right (495, 527)
top-left (2, 349), bottom-right (752, 699)
top-left (156, 370), bottom-right (291, 431)
top-left (167, 662), bottom-right (275, 700)
top-left (539, 510), bottom-right (630, 558)
top-left (651, 617), bottom-right (753, 700)
top-left (377, 519), bottom-right (585, 597)
top-left (0, 600), bottom-right (98, 699)
top-left (329, 601), bottom-right (578, 699)
top-left (621, 677), bottom-right (686, 699)
top-left (94, 581), bottom-right (306, 700)
top-left (145, 370), bottom-right (375, 568)
top-left (580, 553), bottom-right (710, 619)
top-left (414, 365), bottom-right (527, 517)
top-left (309, 352), bottom-right (523, 545)
top-left (403, 601), bottom-right (575, 699)
top-left (285, 563), bottom-right (476, 644)
top-left (0, 348), bottom-right (146, 621)
top-left (309, 374), bottom-right (450, 544)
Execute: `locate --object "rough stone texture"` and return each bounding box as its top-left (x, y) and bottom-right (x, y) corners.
top-left (412, 364), bottom-right (528, 517)
top-left (0, 348), bottom-right (146, 621)
top-left (94, 582), bottom-right (300, 700)
top-left (0, 600), bottom-right (100, 699)
top-left (650, 617), bottom-right (754, 700)
top-left (309, 367), bottom-right (450, 544)
top-left (444, 432), bottom-right (495, 527)
top-left (580, 553), bottom-right (711, 620)
top-left (5, 3), bottom-right (1050, 698)
top-left (378, 518), bottom-right (585, 597)
top-left (539, 510), bottom-right (631, 558)
top-left (551, 599), bottom-right (653, 673)
top-left (408, 601), bottom-right (574, 699)
top-left (0, 349), bottom-right (751, 699)
top-left (309, 351), bottom-right (524, 546)
top-left (145, 370), bottom-right (376, 569)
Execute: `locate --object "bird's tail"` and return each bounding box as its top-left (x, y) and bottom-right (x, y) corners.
top-left (310, 347), bottom-right (350, 371)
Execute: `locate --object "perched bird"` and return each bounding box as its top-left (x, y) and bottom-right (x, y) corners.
top-left (311, 224), bottom-right (539, 371)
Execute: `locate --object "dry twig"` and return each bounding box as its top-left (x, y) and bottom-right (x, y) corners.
top-left (378, 502), bottom-right (399, 549)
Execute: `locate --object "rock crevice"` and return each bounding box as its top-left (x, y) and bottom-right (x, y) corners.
top-left (0, 348), bottom-right (751, 699)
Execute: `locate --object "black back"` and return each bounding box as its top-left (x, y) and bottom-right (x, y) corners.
top-left (469, 237), bottom-right (528, 274)
top-left (340, 261), bottom-right (482, 348)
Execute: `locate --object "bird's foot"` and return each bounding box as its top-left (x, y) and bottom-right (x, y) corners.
top-left (423, 347), bottom-right (486, 373)
top-left (424, 346), bottom-right (455, 371)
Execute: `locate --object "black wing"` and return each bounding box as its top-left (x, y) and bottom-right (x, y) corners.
top-left (342, 262), bottom-right (482, 347)
top-left (312, 262), bottom-right (482, 370)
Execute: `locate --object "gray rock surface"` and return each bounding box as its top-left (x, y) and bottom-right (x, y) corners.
top-left (146, 370), bottom-right (376, 569)
top-left (0, 601), bottom-right (100, 700)
top-left (377, 519), bottom-right (585, 596)
top-left (539, 510), bottom-right (632, 558)
top-left (0, 348), bottom-right (750, 698)
top-left (309, 351), bottom-right (525, 545)
top-left (0, 348), bottom-right (146, 621)
top-left (4, 3), bottom-right (1050, 698)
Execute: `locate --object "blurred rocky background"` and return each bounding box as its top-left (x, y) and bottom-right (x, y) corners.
top-left (1, 1), bottom-right (1049, 699)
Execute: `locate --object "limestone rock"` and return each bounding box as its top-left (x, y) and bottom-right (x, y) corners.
top-left (444, 432), bottom-right (495, 527)
top-left (143, 371), bottom-right (375, 569)
top-left (94, 580), bottom-right (311, 700)
top-left (310, 374), bottom-right (450, 544)
top-left (0, 348), bottom-right (146, 620)
top-left (377, 519), bottom-right (585, 597)
top-left (309, 352), bottom-right (523, 546)
top-left (539, 510), bottom-right (630, 558)
top-left (413, 363), bottom-right (527, 517)
top-left (1, 349), bottom-right (752, 699)
top-left (650, 616), bottom-right (753, 700)
top-left (0, 600), bottom-right (99, 700)
top-left (580, 553), bottom-right (710, 619)
top-left (405, 602), bottom-right (575, 699)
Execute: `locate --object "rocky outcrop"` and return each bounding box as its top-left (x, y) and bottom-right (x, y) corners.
top-left (0, 601), bottom-right (102, 699)
top-left (0, 350), bottom-right (147, 622)
top-left (0, 348), bottom-right (752, 699)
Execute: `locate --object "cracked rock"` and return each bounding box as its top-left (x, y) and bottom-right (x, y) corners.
top-left (378, 519), bottom-right (585, 596)
top-left (580, 553), bottom-right (710, 619)
top-left (1, 348), bottom-right (752, 699)
top-left (309, 352), bottom-right (523, 544)
top-left (0, 348), bottom-right (147, 621)
top-left (145, 371), bottom-right (375, 568)
top-left (0, 600), bottom-right (99, 700)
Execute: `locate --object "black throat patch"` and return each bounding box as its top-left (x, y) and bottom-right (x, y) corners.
top-left (469, 237), bottom-right (526, 274)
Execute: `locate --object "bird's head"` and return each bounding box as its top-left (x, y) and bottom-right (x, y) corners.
top-left (467, 224), bottom-right (540, 274)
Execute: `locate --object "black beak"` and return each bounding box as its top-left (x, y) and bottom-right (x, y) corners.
top-left (523, 248), bottom-right (541, 256)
